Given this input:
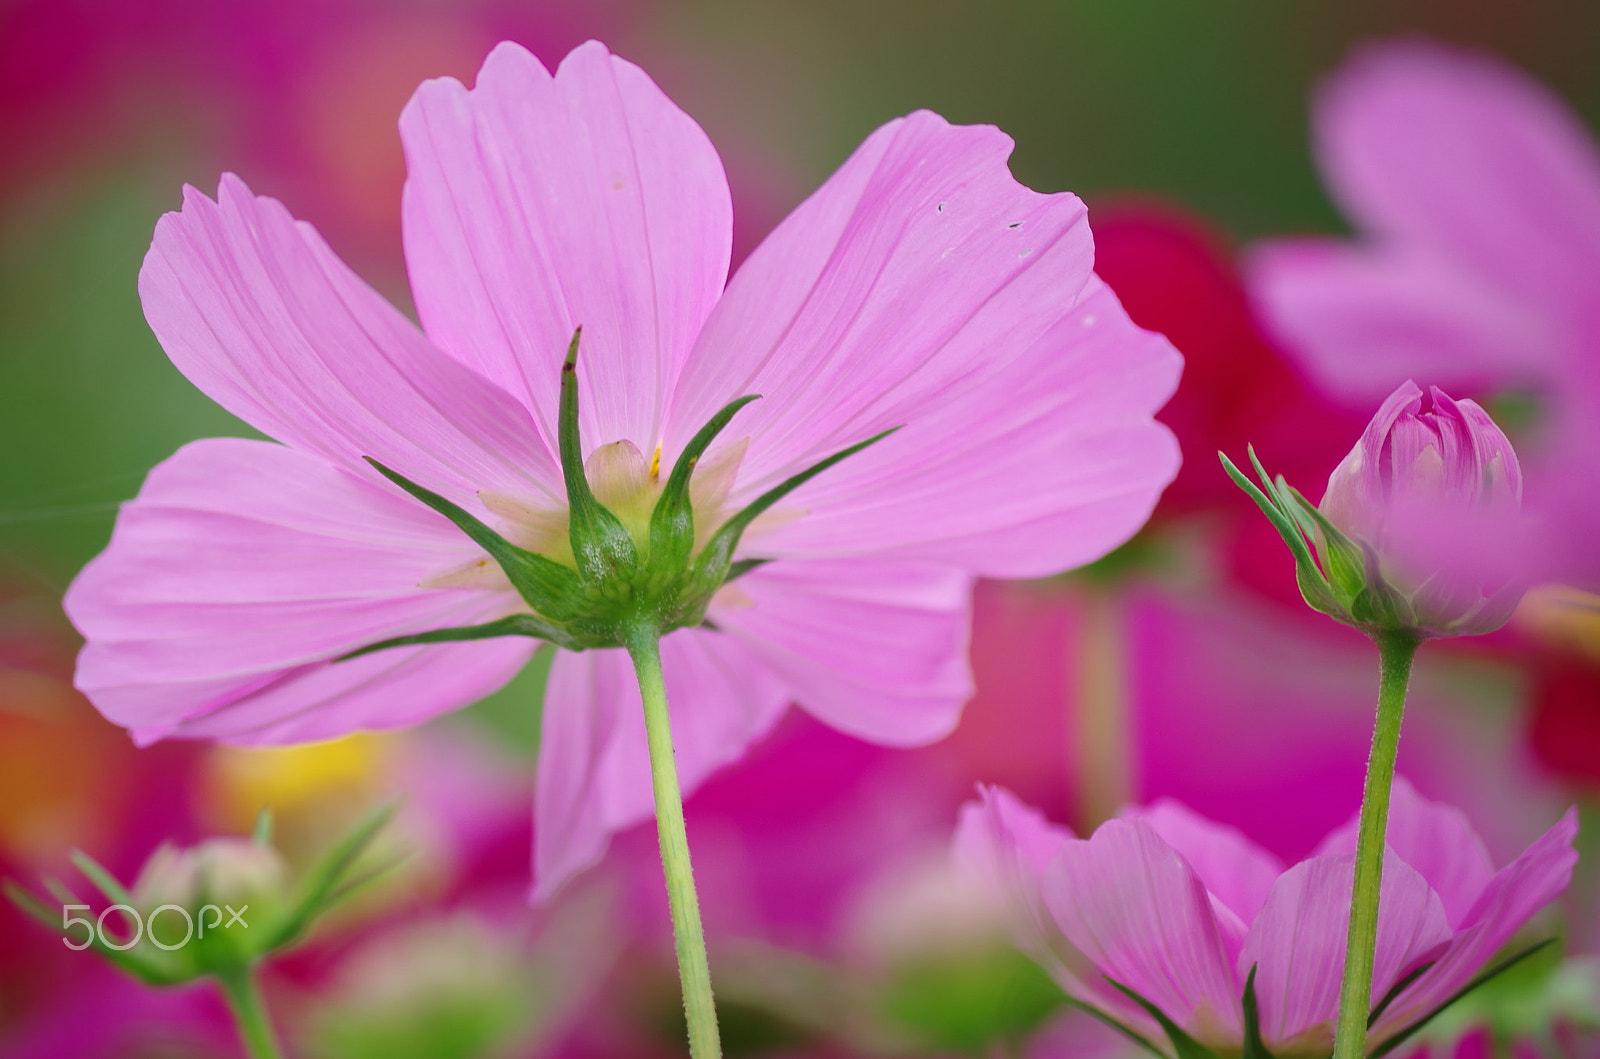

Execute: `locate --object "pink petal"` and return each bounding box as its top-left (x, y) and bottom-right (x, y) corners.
top-left (140, 175), bottom-right (560, 509)
top-left (1126, 800), bottom-right (1284, 926)
top-left (1240, 851), bottom-right (1450, 1049)
top-left (952, 789), bottom-right (1151, 1035)
top-left (1248, 238), bottom-right (1560, 403)
top-left (65, 438), bottom-right (534, 743)
top-left (1373, 809), bottom-right (1578, 1039)
top-left (1315, 777), bottom-right (1496, 929)
top-left (1044, 817), bottom-right (1243, 1040)
top-left (750, 277), bottom-right (1181, 576)
top-left (1315, 42), bottom-right (1600, 317)
top-left (709, 558), bottom-right (973, 746)
top-left (532, 629), bottom-right (790, 900)
top-left (953, 786), bottom-right (1076, 960)
top-left (400, 40), bottom-right (732, 452)
top-left (667, 111), bottom-right (1171, 579)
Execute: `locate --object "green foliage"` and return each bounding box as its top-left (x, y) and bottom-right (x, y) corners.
top-left (881, 946), bottom-right (1067, 1055)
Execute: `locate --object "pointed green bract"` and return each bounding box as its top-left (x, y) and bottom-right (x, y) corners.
top-left (682, 427), bottom-right (900, 612)
top-left (1240, 965), bottom-right (1277, 1059)
top-left (365, 458), bottom-right (583, 621)
top-left (649, 393), bottom-right (761, 577)
top-left (1369, 939), bottom-right (1558, 1058)
top-left (559, 329), bottom-right (639, 583)
top-left (341, 341), bottom-right (899, 659)
top-left (70, 848), bottom-right (136, 907)
top-left (338, 613), bottom-right (583, 659)
top-left (1219, 450), bottom-right (1337, 615)
top-left (265, 801), bottom-right (398, 952)
top-left (1220, 447), bottom-right (1429, 635)
top-left (1106, 978), bottom-right (1224, 1059)
top-left (1366, 960), bottom-right (1434, 1030)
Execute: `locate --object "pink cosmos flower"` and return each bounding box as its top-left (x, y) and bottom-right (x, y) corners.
top-left (957, 781), bottom-right (1577, 1056)
top-left (63, 40), bottom-right (1181, 897)
top-left (1247, 41), bottom-right (1600, 589)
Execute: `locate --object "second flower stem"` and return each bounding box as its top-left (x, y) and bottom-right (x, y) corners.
top-left (624, 625), bottom-right (722, 1059)
top-left (1333, 629), bottom-right (1421, 1059)
top-left (216, 964), bottom-right (284, 1059)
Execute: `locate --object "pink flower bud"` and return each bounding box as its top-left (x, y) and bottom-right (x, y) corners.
top-left (1320, 380), bottom-right (1525, 637)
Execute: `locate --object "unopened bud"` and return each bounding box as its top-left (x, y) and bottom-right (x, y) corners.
top-left (1222, 380), bottom-right (1527, 639)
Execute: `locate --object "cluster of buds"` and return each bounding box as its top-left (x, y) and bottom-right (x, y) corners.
top-left (1224, 380), bottom-right (1526, 639)
top-left (4, 804), bottom-right (396, 985)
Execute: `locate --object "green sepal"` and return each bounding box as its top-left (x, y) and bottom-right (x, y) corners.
top-left (1219, 450), bottom-right (1341, 618)
top-left (1106, 977), bottom-right (1224, 1059)
top-left (724, 558), bottom-right (772, 582)
top-left (69, 848), bottom-right (136, 907)
top-left (1240, 965), bottom-right (1277, 1059)
top-left (6, 875), bottom-right (184, 985)
top-left (1349, 540), bottom-right (1414, 631)
top-left (648, 393), bottom-right (761, 577)
top-left (1368, 939), bottom-right (1558, 1059)
top-left (558, 329), bottom-right (639, 583)
top-left (337, 613), bottom-right (580, 660)
top-left (365, 458), bottom-right (583, 621)
top-left (252, 808), bottom-right (274, 847)
top-left (682, 427), bottom-right (900, 614)
top-left (1282, 484), bottom-right (1366, 606)
top-left (262, 801), bottom-right (398, 952)
top-left (1366, 960), bottom-right (1435, 1030)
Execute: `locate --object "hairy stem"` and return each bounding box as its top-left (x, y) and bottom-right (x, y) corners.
top-left (1334, 629), bottom-right (1421, 1059)
top-left (216, 964), bottom-right (284, 1059)
top-left (624, 625), bottom-right (722, 1059)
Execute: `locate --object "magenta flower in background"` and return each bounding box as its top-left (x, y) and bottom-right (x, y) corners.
top-left (64, 40), bottom-right (1181, 897)
top-left (957, 782), bottom-right (1577, 1056)
top-left (1248, 41), bottom-right (1600, 589)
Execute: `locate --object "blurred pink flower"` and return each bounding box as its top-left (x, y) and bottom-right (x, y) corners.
top-left (957, 782), bottom-right (1577, 1055)
top-left (1248, 41), bottom-right (1600, 588)
top-left (64, 40), bottom-right (1180, 898)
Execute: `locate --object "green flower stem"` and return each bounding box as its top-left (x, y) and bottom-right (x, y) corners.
top-left (624, 624), bottom-right (722, 1059)
top-left (216, 964), bottom-right (284, 1059)
top-left (1334, 629), bottom-right (1421, 1059)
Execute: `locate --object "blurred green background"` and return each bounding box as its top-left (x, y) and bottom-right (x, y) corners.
top-left (3, 0), bottom-right (1598, 589)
